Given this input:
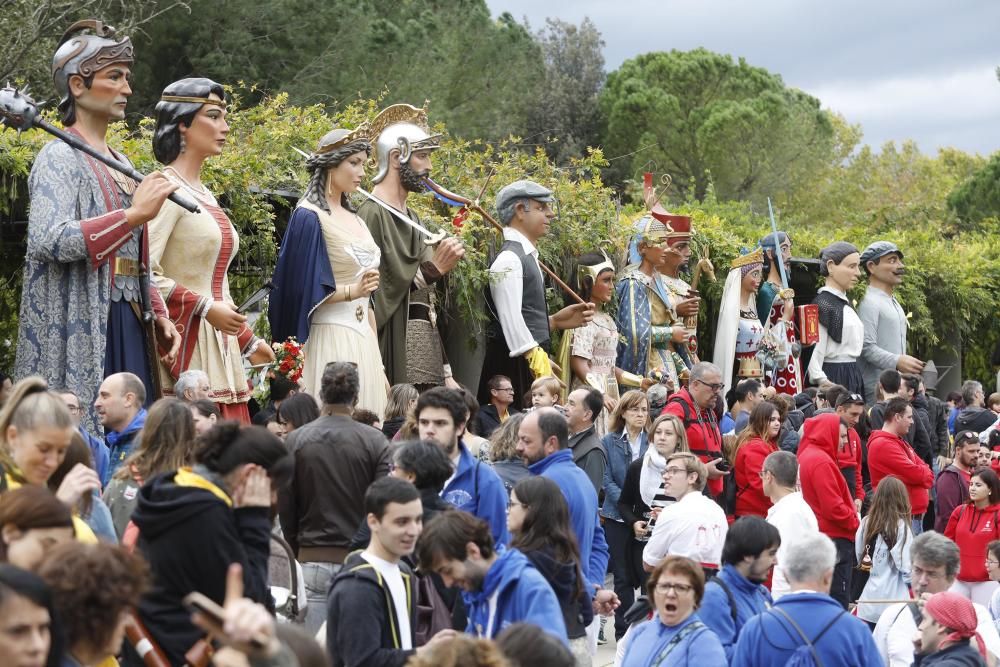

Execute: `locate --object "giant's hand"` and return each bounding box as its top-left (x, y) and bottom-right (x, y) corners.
top-left (549, 302), bottom-right (595, 331)
top-left (896, 354), bottom-right (925, 374)
top-left (675, 296), bottom-right (700, 318)
top-left (205, 302), bottom-right (247, 336)
top-left (125, 171), bottom-right (179, 228)
top-left (155, 316), bottom-right (181, 366)
top-left (430, 237), bottom-right (465, 274)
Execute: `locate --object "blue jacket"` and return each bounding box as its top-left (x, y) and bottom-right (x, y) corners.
top-left (699, 564), bottom-right (773, 661)
top-left (105, 408), bottom-right (146, 479)
top-left (600, 429), bottom-right (648, 521)
top-left (464, 548), bottom-right (567, 642)
top-left (529, 449), bottom-right (609, 588)
top-left (442, 442), bottom-right (510, 546)
top-left (622, 614), bottom-right (727, 667)
top-left (731, 592), bottom-right (882, 667)
top-left (80, 426), bottom-right (110, 487)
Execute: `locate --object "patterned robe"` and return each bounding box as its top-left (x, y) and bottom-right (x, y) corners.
top-left (15, 136), bottom-right (165, 433)
top-left (615, 268), bottom-right (686, 388)
top-left (757, 281), bottom-right (800, 395)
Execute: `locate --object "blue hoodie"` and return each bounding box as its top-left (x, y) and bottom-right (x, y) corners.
top-left (731, 591), bottom-right (883, 667)
top-left (529, 448), bottom-right (610, 588)
top-left (105, 408), bottom-right (147, 479)
top-left (622, 615), bottom-right (727, 667)
top-left (699, 564), bottom-right (773, 661)
top-left (442, 441), bottom-right (510, 546)
top-left (464, 548), bottom-right (567, 642)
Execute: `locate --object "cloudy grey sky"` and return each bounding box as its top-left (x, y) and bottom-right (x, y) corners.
top-left (486, 0), bottom-right (1000, 156)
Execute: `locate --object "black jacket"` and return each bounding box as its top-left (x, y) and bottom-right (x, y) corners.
top-left (474, 404), bottom-right (519, 439)
top-left (926, 394), bottom-right (952, 457)
top-left (327, 551), bottom-right (416, 667)
top-left (911, 394), bottom-right (935, 465)
top-left (957, 406), bottom-right (998, 436)
top-left (521, 545), bottom-right (593, 640)
top-left (129, 469), bottom-right (272, 666)
top-left (913, 642), bottom-right (987, 666)
top-left (568, 425), bottom-right (607, 495)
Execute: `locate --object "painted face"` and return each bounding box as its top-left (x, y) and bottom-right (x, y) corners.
top-left (417, 406), bottom-right (462, 457)
top-left (590, 269), bottom-right (615, 304)
top-left (328, 150), bottom-right (368, 197)
top-left (3, 525), bottom-right (75, 571)
top-left (6, 425), bottom-right (74, 486)
top-left (741, 266), bottom-right (763, 293)
top-left (507, 491), bottom-right (528, 535)
top-left (71, 65), bottom-right (132, 121)
top-left (652, 572), bottom-right (697, 627)
top-left (827, 252), bottom-right (861, 292)
top-left (178, 94), bottom-right (228, 159)
top-left (640, 238), bottom-right (667, 269)
top-left (516, 412), bottom-right (548, 465)
top-left (652, 419), bottom-right (679, 458)
top-left (407, 150), bottom-right (433, 178)
top-left (518, 199), bottom-right (556, 243)
top-left (368, 498), bottom-right (423, 560)
top-left (0, 593), bottom-right (51, 667)
top-left (867, 252), bottom-right (906, 287)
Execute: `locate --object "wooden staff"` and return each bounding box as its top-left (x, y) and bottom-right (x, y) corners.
top-left (422, 177), bottom-right (587, 305)
top-left (854, 599), bottom-right (919, 604)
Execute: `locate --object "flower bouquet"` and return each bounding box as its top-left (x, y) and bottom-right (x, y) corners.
top-left (251, 337), bottom-right (305, 405)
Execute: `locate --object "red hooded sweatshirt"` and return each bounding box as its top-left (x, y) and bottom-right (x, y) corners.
top-left (867, 429), bottom-right (934, 515)
top-left (797, 413), bottom-right (859, 540)
top-left (835, 426), bottom-right (865, 501)
top-left (734, 436), bottom-right (778, 518)
top-left (944, 501), bottom-right (1000, 582)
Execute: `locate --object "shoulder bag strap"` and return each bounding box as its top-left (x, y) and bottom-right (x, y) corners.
top-left (771, 606), bottom-right (826, 667)
top-left (650, 620), bottom-right (706, 667)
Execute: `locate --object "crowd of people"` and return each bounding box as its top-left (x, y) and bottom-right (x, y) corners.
top-left (5, 16), bottom-right (1000, 667)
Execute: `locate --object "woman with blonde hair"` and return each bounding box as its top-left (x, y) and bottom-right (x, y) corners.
top-left (486, 413), bottom-right (530, 495)
top-left (600, 389), bottom-right (649, 640)
top-left (618, 412), bottom-right (689, 600)
top-left (382, 383), bottom-right (417, 440)
top-left (854, 475), bottom-right (912, 626)
top-left (102, 397), bottom-right (198, 540)
top-left (0, 377), bottom-right (99, 543)
top-left (733, 401), bottom-right (783, 518)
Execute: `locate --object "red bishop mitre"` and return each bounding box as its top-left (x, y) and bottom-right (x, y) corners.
top-left (644, 172), bottom-right (692, 246)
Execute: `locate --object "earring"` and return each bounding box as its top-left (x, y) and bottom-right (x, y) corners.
top-left (180, 136), bottom-right (186, 153)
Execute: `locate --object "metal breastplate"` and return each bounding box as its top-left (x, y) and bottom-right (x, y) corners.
top-left (109, 229), bottom-right (142, 303)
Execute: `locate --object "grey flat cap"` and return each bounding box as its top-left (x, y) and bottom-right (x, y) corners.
top-left (860, 241), bottom-right (904, 265)
top-left (495, 179), bottom-right (554, 212)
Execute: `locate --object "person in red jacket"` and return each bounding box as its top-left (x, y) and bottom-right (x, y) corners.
top-left (944, 467), bottom-right (1000, 607)
top-left (935, 431), bottom-right (981, 533)
top-left (797, 412), bottom-right (860, 609)
top-left (662, 362), bottom-right (727, 499)
top-left (868, 397), bottom-right (934, 537)
top-left (733, 401), bottom-right (782, 518)
top-left (835, 392), bottom-right (867, 512)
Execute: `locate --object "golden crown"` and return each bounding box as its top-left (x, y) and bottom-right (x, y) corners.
top-left (368, 102), bottom-right (430, 140)
top-left (730, 247), bottom-right (764, 269)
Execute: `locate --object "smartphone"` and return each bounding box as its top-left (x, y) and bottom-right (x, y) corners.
top-left (183, 592), bottom-right (266, 650)
top-left (714, 457), bottom-right (731, 472)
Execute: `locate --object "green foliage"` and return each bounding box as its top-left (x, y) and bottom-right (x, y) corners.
top-left (948, 153), bottom-right (1000, 230)
top-left (599, 48), bottom-right (838, 206)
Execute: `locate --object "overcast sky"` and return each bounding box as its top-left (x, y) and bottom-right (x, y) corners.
top-left (486, 0), bottom-right (1000, 156)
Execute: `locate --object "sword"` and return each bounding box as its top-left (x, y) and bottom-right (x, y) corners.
top-left (766, 197), bottom-right (793, 299)
top-left (291, 146), bottom-right (445, 245)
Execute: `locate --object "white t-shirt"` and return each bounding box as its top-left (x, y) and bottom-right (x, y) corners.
top-left (361, 551), bottom-right (413, 650)
top-left (766, 491), bottom-right (820, 600)
top-left (642, 491), bottom-right (728, 568)
top-left (873, 599), bottom-right (1000, 667)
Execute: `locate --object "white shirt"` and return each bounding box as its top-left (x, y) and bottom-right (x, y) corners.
top-left (807, 286), bottom-right (865, 384)
top-left (360, 551), bottom-right (412, 650)
top-left (643, 491), bottom-right (728, 568)
top-left (489, 227), bottom-right (545, 356)
top-left (766, 491), bottom-right (819, 600)
top-left (873, 599), bottom-right (1000, 667)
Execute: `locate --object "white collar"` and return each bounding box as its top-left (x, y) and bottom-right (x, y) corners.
top-left (502, 226), bottom-right (538, 256)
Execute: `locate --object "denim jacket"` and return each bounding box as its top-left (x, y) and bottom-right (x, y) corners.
top-left (600, 429), bottom-right (648, 521)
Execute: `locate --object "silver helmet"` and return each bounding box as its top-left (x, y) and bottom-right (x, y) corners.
top-left (367, 103), bottom-right (441, 184)
top-left (52, 20), bottom-right (133, 114)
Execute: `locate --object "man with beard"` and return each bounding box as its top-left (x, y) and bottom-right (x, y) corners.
top-left (698, 517), bottom-right (780, 662)
top-left (857, 241), bottom-right (924, 404)
top-left (357, 104), bottom-right (465, 388)
top-left (757, 232), bottom-right (801, 396)
top-left (16, 20), bottom-right (181, 432)
top-left (935, 431), bottom-right (981, 532)
top-left (416, 387), bottom-right (509, 546)
top-left (654, 212), bottom-right (701, 370)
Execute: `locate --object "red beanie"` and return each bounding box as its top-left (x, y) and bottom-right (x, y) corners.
top-left (925, 591), bottom-right (986, 658)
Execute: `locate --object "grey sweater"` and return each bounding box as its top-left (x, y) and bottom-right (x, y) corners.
top-left (858, 286), bottom-right (908, 404)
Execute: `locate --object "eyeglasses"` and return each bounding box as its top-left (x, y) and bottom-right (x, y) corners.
top-left (495, 387), bottom-right (515, 393)
top-left (664, 466), bottom-right (689, 477)
top-left (655, 582), bottom-right (694, 594)
top-left (987, 559), bottom-right (999, 567)
top-left (758, 469), bottom-right (772, 479)
top-left (507, 501), bottom-right (529, 512)
top-left (695, 379), bottom-right (725, 392)
top-left (65, 405), bottom-right (81, 414)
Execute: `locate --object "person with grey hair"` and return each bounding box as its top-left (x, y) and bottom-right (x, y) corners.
top-left (172, 369), bottom-right (210, 402)
top-left (957, 380), bottom-right (998, 435)
top-left (663, 361), bottom-right (728, 499)
top-left (477, 179), bottom-right (594, 406)
top-left (732, 533), bottom-right (882, 666)
top-left (277, 361), bottom-right (393, 634)
top-left (356, 103), bottom-right (464, 389)
top-left (807, 241), bottom-right (865, 397)
top-left (857, 241), bottom-right (924, 404)
top-left (872, 531), bottom-right (1000, 665)
top-left (762, 450), bottom-right (818, 599)
top-left (268, 127), bottom-right (389, 417)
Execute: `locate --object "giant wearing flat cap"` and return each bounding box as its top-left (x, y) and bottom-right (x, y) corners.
top-left (477, 180), bottom-right (593, 406)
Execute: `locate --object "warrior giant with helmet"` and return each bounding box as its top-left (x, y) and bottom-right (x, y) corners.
top-left (15, 20), bottom-right (180, 431)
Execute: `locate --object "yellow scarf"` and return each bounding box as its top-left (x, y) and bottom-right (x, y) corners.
top-left (173, 467), bottom-right (233, 507)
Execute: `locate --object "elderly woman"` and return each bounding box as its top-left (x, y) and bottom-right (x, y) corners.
top-left (621, 555), bottom-right (726, 666)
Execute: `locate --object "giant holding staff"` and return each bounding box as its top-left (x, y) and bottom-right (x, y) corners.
top-left (13, 20), bottom-right (181, 431)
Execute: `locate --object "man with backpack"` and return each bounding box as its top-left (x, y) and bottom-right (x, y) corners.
top-left (662, 362), bottom-right (728, 500)
top-left (699, 517), bottom-right (779, 661)
top-left (731, 533), bottom-right (882, 666)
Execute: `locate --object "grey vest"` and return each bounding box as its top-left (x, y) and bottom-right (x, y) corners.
top-left (487, 239), bottom-right (551, 351)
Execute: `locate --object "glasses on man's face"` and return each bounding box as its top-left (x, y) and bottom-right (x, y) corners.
top-left (695, 379), bottom-right (725, 393)
top-left (987, 559), bottom-right (999, 568)
top-left (66, 405), bottom-right (81, 414)
top-left (664, 466), bottom-right (688, 477)
top-left (495, 387), bottom-right (514, 394)
top-left (655, 582), bottom-right (693, 595)
top-left (758, 469), bottom-right (771, 479)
